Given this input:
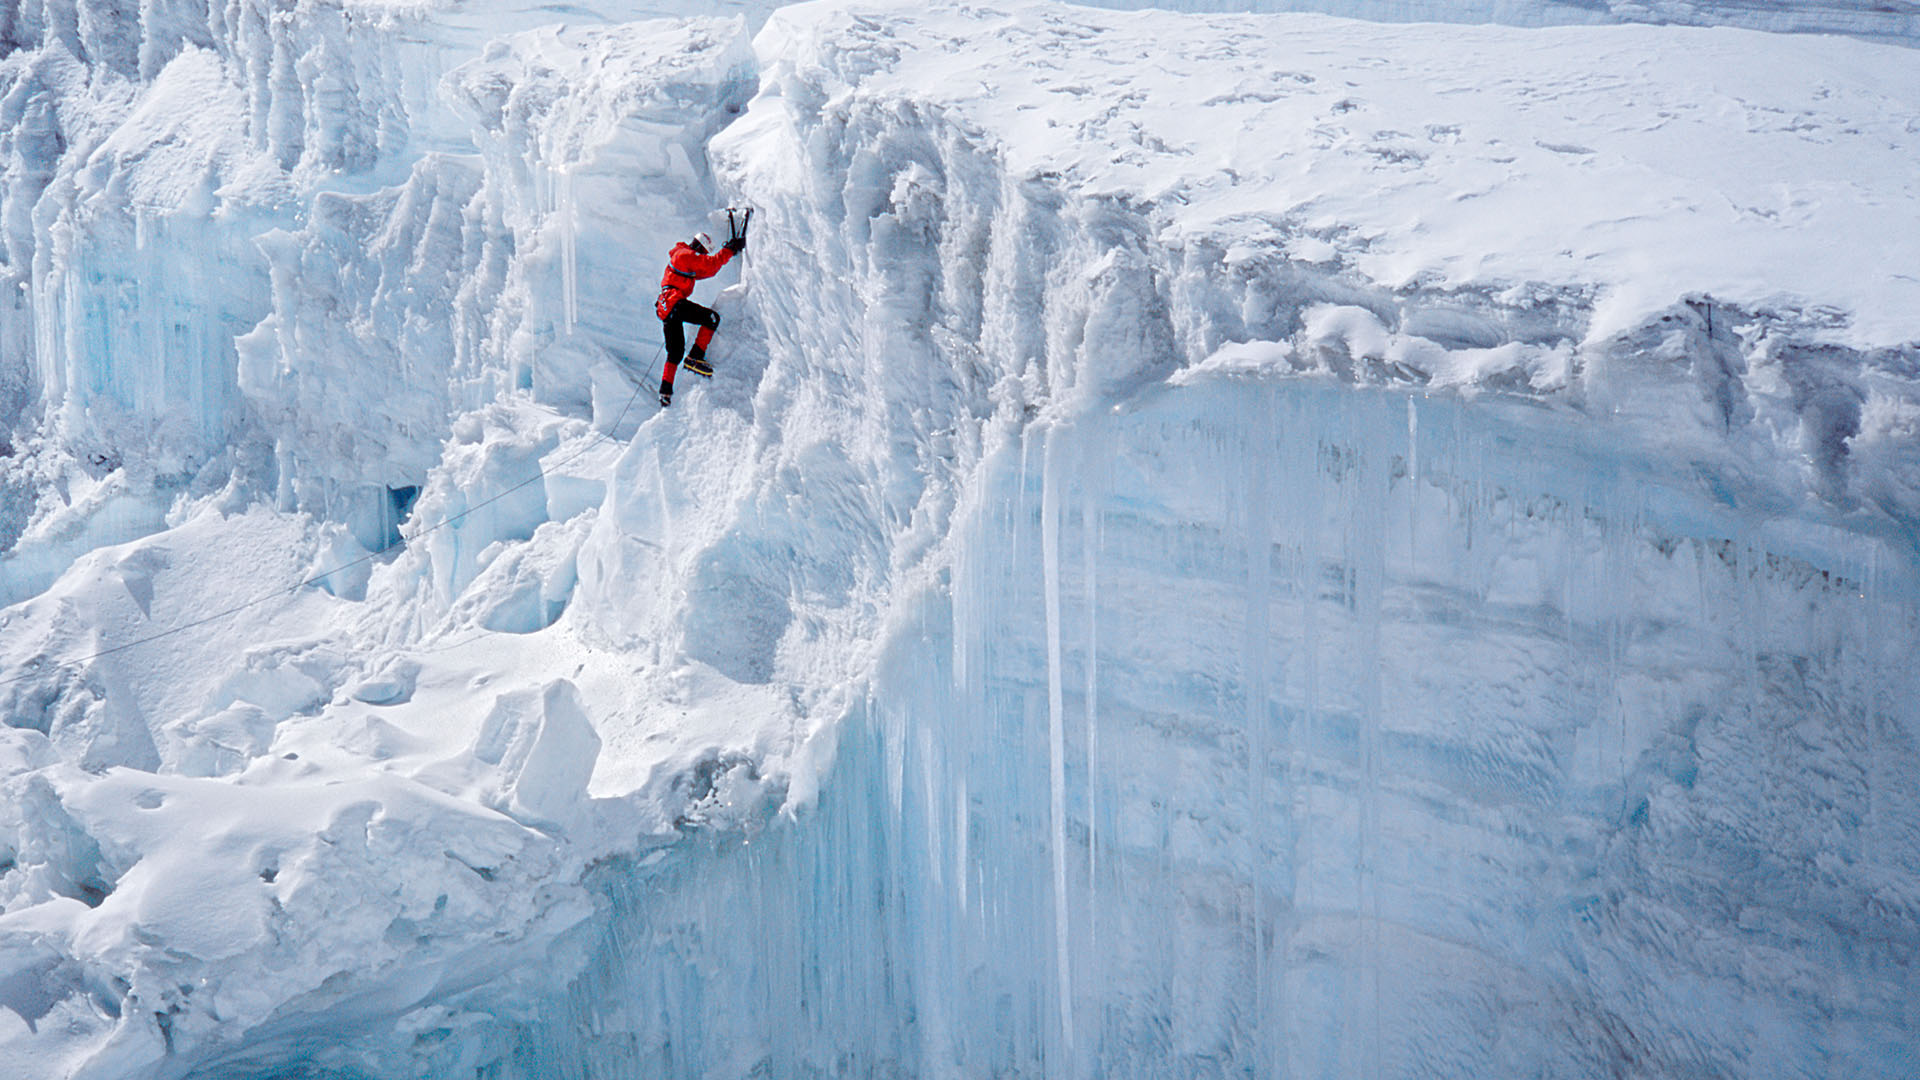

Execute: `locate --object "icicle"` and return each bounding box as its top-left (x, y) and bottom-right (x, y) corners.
top-left (954, 765), bottom-right (969, 915)
top-left (1081, 423), bottom-right (1101, 922)
top-left (1354, 395), bottom-right (1386, 1080)
top-left (1296, 391), bottom-right (1322, 926)
top-left (135, 210), bottom-right (157, 419)
top-left (34, 268), bottom-right (60, 400)
top-left (1040, 421), bottom-right (1074, 1055)
top-left (1406, 394), bottom-right (1420, 563)
top-left (558, 164), bottom-right (579, 336)
top-left (951, 475), bottom-right (980, 920)
top-left (1243, 385), bottom-right (1277, 1074)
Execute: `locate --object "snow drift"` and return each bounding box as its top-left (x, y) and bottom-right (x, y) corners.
top-left (2, 0), bottom-right (1919, 1077)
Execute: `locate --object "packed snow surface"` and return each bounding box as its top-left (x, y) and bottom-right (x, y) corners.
top-left (2, 0), bottom-right (1918, 1077)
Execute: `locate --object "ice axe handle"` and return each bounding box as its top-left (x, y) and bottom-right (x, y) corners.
top-left (727, 207), bottom-right (753, 267)
top-left (726, 208), bottom-right (753, 243)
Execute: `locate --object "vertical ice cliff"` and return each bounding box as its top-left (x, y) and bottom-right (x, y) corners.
top-left (237, 18), bottom-right (755, 556)
top-left (466, 5), bottom-right (1920, 1077)
top-left (2, 1), bottom-right (1919, 1078)
top-left (493, 389), bottom-right (1918, 1079)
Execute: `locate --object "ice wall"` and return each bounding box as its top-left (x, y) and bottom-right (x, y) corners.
top-left (0, 13), bottom-right (769, 1077)
top-left (467, 383), bottom-right (1920, 1079)
top-left (0, 0), bottom-right (432, 606)
top-left (0, 0), bottom-right (414, 444)
top-left (236, 18), bottom-right (754, 555)
top-left (0, 0), bottom-right (1908, 603)
top-left (445, 4), bottom-right (1920, 1077)
top-left (0, 0), bottom-right (771, 603)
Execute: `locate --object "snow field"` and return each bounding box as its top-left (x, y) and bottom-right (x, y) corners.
top-left (1078, 0), bottom-right (1920, 43)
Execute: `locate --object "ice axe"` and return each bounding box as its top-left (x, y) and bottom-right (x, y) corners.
top-left (726, 206), bottom-right (753, 266)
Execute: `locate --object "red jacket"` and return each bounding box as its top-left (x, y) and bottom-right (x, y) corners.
top-left (656, 242), bottom-right (734, 319)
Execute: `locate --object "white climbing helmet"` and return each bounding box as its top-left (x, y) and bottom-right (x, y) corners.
top-left (690, 231), bottom-right (714, 253)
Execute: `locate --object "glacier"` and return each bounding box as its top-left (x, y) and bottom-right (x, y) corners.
top-left (3, 0), bottom-right (1920, 1077)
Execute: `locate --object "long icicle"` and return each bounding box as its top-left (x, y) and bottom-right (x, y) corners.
top-left (1042, 421), bottom-right (1075, 1058)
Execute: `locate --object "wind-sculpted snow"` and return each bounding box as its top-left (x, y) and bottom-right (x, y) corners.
top-left (2, 0), bottom-right (1919, 1078)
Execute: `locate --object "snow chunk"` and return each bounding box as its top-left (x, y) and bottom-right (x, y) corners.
top-left (1848, 390), bottom-right (1920, 525)
top-left (1170, 338), bottom-right (1298, 382)
top-left (467, 680), bottom-right (602, 832)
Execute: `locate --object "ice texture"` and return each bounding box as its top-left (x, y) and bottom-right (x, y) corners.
top-left (471, 386), bottom-right (1920, 1078)
top-left (2, 0), bottom-right (1919, 1077)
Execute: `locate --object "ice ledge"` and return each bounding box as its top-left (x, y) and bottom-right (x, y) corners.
top-left (726, 0), bottom-right (1920, 535)
top-left (752, 0), bottom-right (1920, 348)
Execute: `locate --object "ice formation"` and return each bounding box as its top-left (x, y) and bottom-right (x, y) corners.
top-left (2, 0), bottom-right (1918, 1077)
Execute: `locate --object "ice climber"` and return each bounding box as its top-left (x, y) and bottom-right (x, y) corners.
top-left (655, 226), bottom-right (744, 406)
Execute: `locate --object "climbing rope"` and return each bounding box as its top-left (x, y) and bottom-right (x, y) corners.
top-left (0, 353), bottom-right (658, 691)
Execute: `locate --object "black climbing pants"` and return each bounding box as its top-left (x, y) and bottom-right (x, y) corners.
top-left (662, 298), bottom-right (720, 364)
